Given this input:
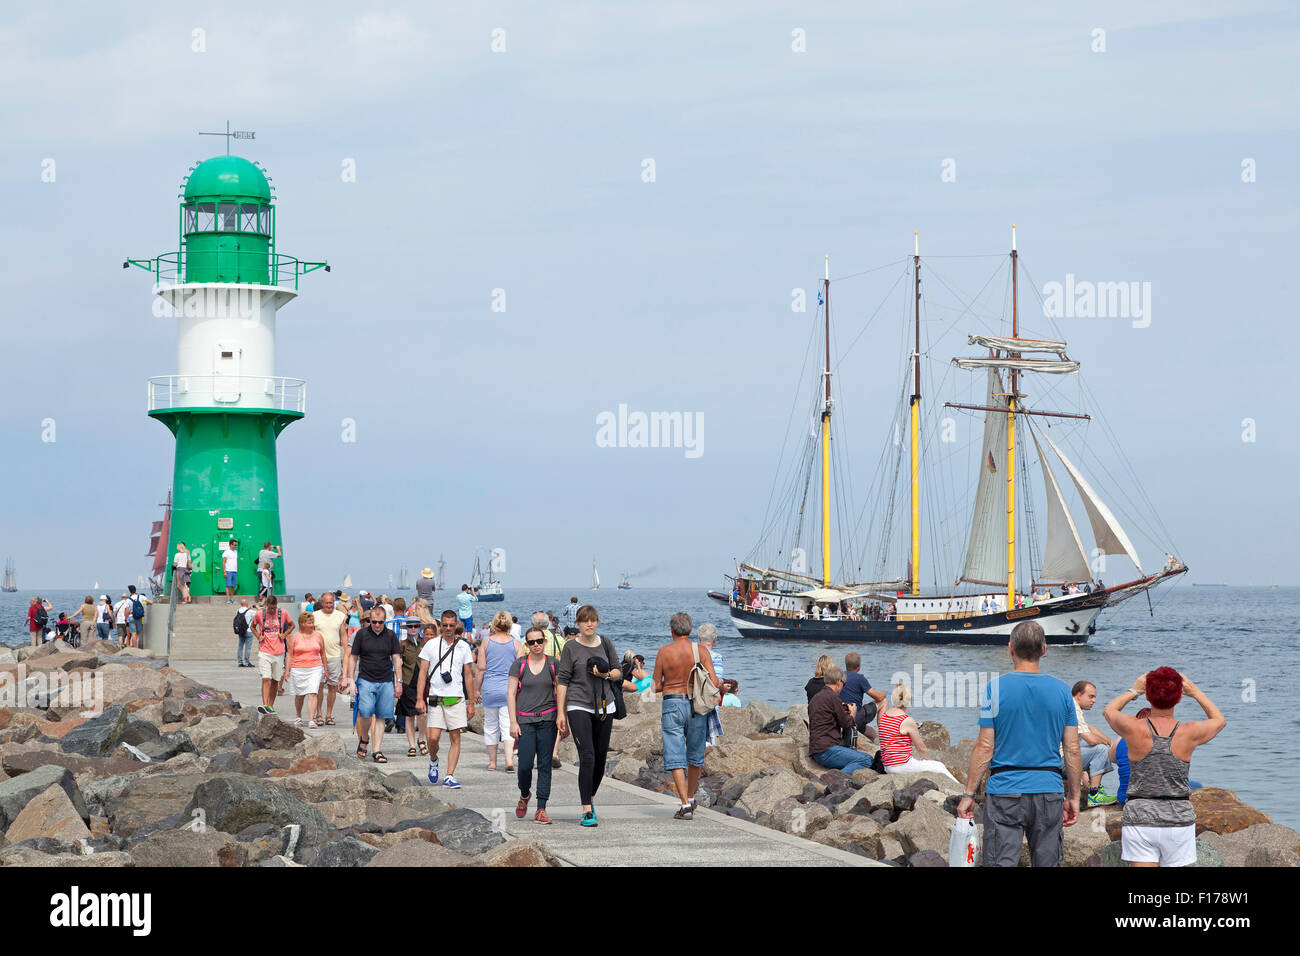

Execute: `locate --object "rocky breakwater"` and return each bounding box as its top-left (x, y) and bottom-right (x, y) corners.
top-left (567, 690), bottom-right (1298, 867)
top-left (0, 639), bottom-right (559, 867)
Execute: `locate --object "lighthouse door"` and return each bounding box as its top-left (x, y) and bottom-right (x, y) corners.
top-left (214, 343), bottom-right (241, 403)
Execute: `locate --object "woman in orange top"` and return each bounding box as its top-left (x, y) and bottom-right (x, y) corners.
top-left (286, 611), bottom-right (327, 728)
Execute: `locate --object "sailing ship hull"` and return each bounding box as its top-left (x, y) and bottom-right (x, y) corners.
top-left (477, 584), bottom-right (505, 601)
top-left (729, 593), bottom-right (1105, 645)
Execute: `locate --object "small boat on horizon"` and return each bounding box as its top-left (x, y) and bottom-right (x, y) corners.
top-left (618, 573), bottom-right (631, 590)
top-left (2, 557), bottom-right (16, 593)
top-left (470, 549), bottom-right (505, 601)
top-left (590, 559), bottom-right (600, 591)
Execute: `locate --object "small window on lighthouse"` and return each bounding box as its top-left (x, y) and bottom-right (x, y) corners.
top-left (184, 207), bottom-right (198, 233)
top-left (195, 203), bottom-right (214, 231)
top-left (240, 203), bottom-right (259, 233)
top-left (221, 351), bottom-right (234, 359)
top-left (217, 203), bottom-right (238, 231)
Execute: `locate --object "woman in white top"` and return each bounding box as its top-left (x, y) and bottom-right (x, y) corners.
top-left (172, 542), bottom-right (192, 604)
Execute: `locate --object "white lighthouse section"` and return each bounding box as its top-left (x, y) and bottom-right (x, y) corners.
top-left (148, 283), bottom-right (304, 414)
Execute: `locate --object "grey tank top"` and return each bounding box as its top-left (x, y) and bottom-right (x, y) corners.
top-left (515, 658), bottom-right (558, 723)
top-left (1122, 718), bottom-right (1195, 828)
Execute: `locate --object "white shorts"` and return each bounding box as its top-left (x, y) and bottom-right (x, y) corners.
top-left (427, 698), bottom-right (467, 732)
top-left (482, 704), bottom-right (513, 745)
top-left (258, 651), bottom-right (285, 682)
top-left (1121, 824), bottom-right (1197, 867)
top-left (287, 665), bottom-right (323, 697)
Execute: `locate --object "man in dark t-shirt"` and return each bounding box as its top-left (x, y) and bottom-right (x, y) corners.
top-left (840, 652), bottom-right (886, 742)
top-left (345, 605), bottom-right (402, 763)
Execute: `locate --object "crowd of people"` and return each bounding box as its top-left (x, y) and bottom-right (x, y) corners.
top-left (802, 621), bottom-right (1225, 867)
top-left (23, 588), bottom-right (154, 649)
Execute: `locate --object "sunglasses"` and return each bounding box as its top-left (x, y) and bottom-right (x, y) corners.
top-left (526, 638), bottom-right (546, 646)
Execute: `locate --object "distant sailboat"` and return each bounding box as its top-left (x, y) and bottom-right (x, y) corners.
top-left (618, 573), bottom-right (631, 590)
top-left (397, 566), bottom-right (411, 591)
top-left (2, 558), bottom-right (16, 593)
top-left (469, 549), bottom-right (505, 601)
top-left (93, 580), bottom-right (100, 590)
top-left (591, 559), bottom-right (600, 591)
top-left (436, 555), bottom-right (447, 591)
top-left (343, 573), bottom-right (353, 589)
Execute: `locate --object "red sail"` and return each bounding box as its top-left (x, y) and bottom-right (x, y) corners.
top-left (150, 509), bottom-right (171, 577)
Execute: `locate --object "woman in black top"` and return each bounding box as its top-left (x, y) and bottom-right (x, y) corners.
top-left (804, 654), bottom-right (834, 703)
top-left (555, 605), bottom-right (620, 827)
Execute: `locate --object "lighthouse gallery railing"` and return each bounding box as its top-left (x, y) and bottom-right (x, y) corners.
top-left (147, 375), bottom-right (306, 414)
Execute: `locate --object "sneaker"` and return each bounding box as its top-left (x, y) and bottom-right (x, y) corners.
top-left (515, 797), bottom-right (528, 819)
top-left (265, 705), bottom-right (276, 715)
top-left (427, 758), bottom-right (439, 785)
top-left (580, 811), bottom-right (598, 827)
top-left (1087, 790), bottom-right (1117, 807)
top-left (256, 705), bottom-right (269, 715)
top-left (674, 806), bottom-right (694, 821)
top-left (534, 809), bottom-right (553, 825)
top-left (442, 775), bottom-right (461, 790)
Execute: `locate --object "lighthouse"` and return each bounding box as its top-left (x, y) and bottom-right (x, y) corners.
top-left (127, 148), bottom-right (327, 599)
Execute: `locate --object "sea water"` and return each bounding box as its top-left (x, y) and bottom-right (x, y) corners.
top-left (4, 584), bottom-right (1295, 830)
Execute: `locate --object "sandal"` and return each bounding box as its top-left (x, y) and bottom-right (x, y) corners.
top-left (418, 739), bottom-right (428, 756)
top-left (356, 739), bottom-right (369, 759)
top-left (407, 747), bottom-right (418, 757)
top-left (372, 752), bottom-right (388, 764)
top-left (325, 716), bottom-right (336, 726)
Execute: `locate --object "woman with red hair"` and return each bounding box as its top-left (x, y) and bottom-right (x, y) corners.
top-left (1103, 667), bottom-right (1225, 867)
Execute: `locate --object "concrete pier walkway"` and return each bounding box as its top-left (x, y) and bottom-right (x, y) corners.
top-left (178, 660), bottom-right (876, 867)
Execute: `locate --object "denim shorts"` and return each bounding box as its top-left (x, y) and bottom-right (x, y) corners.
top-left (225, 571), bottom-right (238, 587)
top-left (356, 678), bottom-right (395, 720)
top-left (129, 617), bottom-right (143, 634)
top-left (661, 696), bottom-right (707, 770)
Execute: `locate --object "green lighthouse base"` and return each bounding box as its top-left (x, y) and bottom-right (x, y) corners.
top-left (150, 406), bottom-right (301, 598)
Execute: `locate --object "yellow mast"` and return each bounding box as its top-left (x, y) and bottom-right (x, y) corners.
top-left (910, 233), bottom-right (921, 595)
top-left (821, 255), bottom-right (832, 587)
top-left (1007, 225), bottom-right (1018, 607)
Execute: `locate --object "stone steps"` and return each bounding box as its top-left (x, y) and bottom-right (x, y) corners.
top-left (163, 603), bottom-right (300, 661)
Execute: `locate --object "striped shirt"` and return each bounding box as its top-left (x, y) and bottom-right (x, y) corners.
top-left (878, 710), bottom-right (913, 766)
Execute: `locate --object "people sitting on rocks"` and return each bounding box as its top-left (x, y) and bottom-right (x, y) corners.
top-left (877, 683), bottom-right (959, 782)
top-left (1071, 680), bottom-right (1117, 806)
top-left (808, 666), bottom-right (874, 775)
top-left (1103, 667), bottom-right (1226, 867)
top-left (839, 652), bottom-right (884, 744)
top-left (720, 678), bottom-right (742, 706)
top-left (621, 652), bottom-right (652, 693)
top-left (804, 654), bottom-right (833, 703)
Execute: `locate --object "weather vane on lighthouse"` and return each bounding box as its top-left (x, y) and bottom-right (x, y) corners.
top-left (198, 121), bottom-right (256, 155)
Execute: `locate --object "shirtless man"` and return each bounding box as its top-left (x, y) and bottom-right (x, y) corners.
top-left (653, 612), bottom-right (720, 820)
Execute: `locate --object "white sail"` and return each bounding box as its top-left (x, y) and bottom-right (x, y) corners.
top-left (343, 574), bottom-right (352, 588)
top-left (1042, 433), bottom-right (1144, 575)
top-left (592, 561), bottom-right (600, 589)
top-left (1029, 428), bottom-right (1092, 584)
top-left (960, 369), bottom-right (1010, 586)
top-left (967, 334), bottom-right (1070, 357)
top-left (953, 357), bottom-right (1079, 374)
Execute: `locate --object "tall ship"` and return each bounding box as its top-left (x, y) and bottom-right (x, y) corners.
top-left (591, 559), bottom-right (600, 591)
top-left (436, 555), bottom-right (447, 591)
top-left (396, 566), bottom-right (411, 591)
top-left (470, 549), bottom-right (504, 601)
top-left (722, 231), bottom-right (1186, 645)
top-left (2, 558), bottom-right (16, 593)
top-left (144, 490), bottom-right (172, 598)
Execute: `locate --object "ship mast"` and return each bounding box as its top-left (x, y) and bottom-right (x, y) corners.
top-left (910, 233), bottom-right (921, 595)
top-left (821, 255), bottom-right (833, 587)
top-left (1007, 224), bottom-right (1018, 607)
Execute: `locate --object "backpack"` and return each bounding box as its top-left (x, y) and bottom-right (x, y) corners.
top-left (34, 606), bottom-right (48, 628)
top-left (130, 595), bottom-right (145, 619)
top-left (233, 610), bottom-right (249, 636)
top-left (688, 643), bottom-right (721, 716)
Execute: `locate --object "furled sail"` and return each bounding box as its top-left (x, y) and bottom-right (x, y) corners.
top-left (953, 357), bottom-right (1079, 374)
top-left (960, 370), bottom-right (1009, 586)
top-left (1029, 428), bottom-right (1091, 583)
top-left (967, 334), bottom-right (1070, 357)
top-left (1042, 433), bottom-right (1143, 575)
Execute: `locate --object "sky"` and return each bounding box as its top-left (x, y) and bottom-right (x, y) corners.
top-left (0, 1), bottom-right (1296, 590)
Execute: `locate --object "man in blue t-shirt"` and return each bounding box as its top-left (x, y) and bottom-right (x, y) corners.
top-left (455, 585), bottom-right (479, 632)
top-left (957, 621), bottom-right (1082, 866)
top-left (839, 652), bottom-right (886, 743)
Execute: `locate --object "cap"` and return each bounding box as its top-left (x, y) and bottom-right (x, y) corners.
top-left (100, 594), bottom-right (108, 600)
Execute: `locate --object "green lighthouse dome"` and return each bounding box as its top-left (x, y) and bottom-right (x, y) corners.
top-left (183, 155), bottom-right (271, 201)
